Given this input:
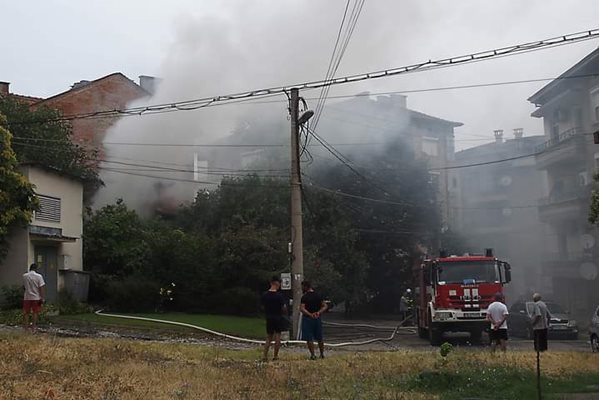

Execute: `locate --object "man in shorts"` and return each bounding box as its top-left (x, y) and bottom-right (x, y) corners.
top-left (486, 292), bottom-right (509, 352)
top-left (300, 281), bottom-right (327, 360)
top-left (261, 276), bottom-right (287, 361)
top-left (23, 263), bottom-right (46, 332)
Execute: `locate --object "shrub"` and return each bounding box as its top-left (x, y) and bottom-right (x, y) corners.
top-left (0, 304), bottom-right (56, 326)
top-left (57, 289), bottom-right (91, 315)
top-left (1, 285), bottom-right (24, 310)
top-left (213, 287), bottom-right (259, 315)
top-left (105, 276), bottom-right (161, 313)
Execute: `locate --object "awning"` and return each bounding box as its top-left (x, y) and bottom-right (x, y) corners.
top-left (29, 225), bottom-right (78, 242)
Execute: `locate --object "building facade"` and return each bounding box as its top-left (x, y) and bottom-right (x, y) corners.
top-left (0, 165), bottom-right (84, 303)
top-left (528, 47), bottom-right (599, 321)
top-left (453, 130), bottom-right (546, 298)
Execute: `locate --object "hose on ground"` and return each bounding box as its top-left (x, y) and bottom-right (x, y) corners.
top-left (95, 310), bottom-right (412, 348)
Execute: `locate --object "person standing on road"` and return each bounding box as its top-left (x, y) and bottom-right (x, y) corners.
top-left (300, 281), bottom-right (327, 360)
top-left (486, 292), bottom-right (509, 353)
top-left (261, 276), bottom-right (287, 361)
top-left (22, 263), bottom-right (45, 332)
top-left (531, 293), bottom-right (551, 352)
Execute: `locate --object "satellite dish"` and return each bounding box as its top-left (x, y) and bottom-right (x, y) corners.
top-left (580, 262), bottom-right (598, 280)
top-left (500, 176), bottom-right (513, 187)
top-left (502, 208), bottom-right (513, 217)
top-left (581, 234), bottom-right (595, 250)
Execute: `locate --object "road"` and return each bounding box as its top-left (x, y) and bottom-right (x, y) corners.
top-left (322, 316), bottom-right (592, 352)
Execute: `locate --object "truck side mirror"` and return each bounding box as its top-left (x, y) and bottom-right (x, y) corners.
top-left (504, 263), bottom-right (511, 283)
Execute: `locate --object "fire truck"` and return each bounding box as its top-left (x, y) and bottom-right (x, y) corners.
top-left (413, 249), bottom-right (511, 345)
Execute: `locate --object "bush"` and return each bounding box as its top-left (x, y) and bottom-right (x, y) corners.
top-left (0, 304), bottom-right (57, 326)
top-left (57, 289), bottom-right (91, 315)
top-left (213, 287), bottom-right (259, 315)
top-left (1, 285), bottom-right (23, 310)
top-left (105, 276), bottom-right (161, 313)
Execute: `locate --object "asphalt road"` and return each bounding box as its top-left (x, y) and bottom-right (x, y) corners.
top-left (322, 317), bottom-right (593, 352)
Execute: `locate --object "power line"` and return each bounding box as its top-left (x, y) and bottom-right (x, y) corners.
top-left (303, 176), bottom-right (425, 208)
top-left (6, 28), bottom-right (599, 126)
top-left (313, 0), bottom-right (365, 130)
top-left (99, 167), bottom-right (287, 187)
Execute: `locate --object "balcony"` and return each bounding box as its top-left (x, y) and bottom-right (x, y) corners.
top-left (535, 128), bottom-right (585, 170)
top-left (538, 187), bottom-right (590, 222)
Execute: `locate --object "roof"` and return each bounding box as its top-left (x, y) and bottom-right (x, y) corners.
top-left (408, 109), bottom-right (463, 128)
top-left (7, 93), bottom-right (44, 105)
top-left (19, 162), bottom-right (85, 182)
top-left (456, 135), bottom-right (545, 158)
top-left (34, 72), bottom-right (149, 106)
top-left (528, 46), bottom-right (599, 105)
top-left (436, 256), bottom-right (496, 262)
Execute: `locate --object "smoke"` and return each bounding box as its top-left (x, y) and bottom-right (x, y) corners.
top-left (94, 0), bottom-right (599, 214)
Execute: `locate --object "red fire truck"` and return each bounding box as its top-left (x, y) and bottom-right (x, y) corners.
top-left (413, 249), bottom-right (512, 345)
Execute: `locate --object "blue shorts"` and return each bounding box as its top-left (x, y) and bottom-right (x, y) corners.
top-left (301, 316), bottom-right (323, 342)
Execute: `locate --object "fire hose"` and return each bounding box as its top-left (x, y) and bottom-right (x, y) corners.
top-left (95, 310), bottom-right (413, 348)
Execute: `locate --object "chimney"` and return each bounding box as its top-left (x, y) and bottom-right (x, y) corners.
top-left (513, 128), bottom-right (524, 140)
top-left (0, 81), bottom-right (9, 96)
top-left (139, 75), bottom-right (160, 95)
top-left (494, 129), bottom-right (504, 144)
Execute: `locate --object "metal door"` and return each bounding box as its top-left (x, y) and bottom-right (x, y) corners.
top-left (34, 246), bottom-right (58, 302)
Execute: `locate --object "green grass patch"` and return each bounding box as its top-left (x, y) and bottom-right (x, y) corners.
top-left (52, 312), bottom-right (266, 338)
top-left (403, 366), bottom-right (599, 399)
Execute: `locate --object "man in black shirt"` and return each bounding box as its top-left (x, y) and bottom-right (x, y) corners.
top-left (261, 276), bottom-right (287, 361)
top-left (300, 281), bottom-right (327, 360)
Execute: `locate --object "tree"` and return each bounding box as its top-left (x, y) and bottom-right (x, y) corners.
top-left (0, 96), bottom-right (101, 200)
top-left (83, 199), bottom-right (148, 277)
top-left (590, 172), bottom-right (599, 225)
top-left (0, 116), bottom-right (38, 262)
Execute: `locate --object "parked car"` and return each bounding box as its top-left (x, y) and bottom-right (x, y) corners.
top-left (508, 301), bottom-right (578, 340)
top-left (590, 305), bottom-right (599, 352)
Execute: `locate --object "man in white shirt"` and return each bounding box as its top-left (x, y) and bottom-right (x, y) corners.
top-left (486, 292), bottom-right (509, 352)
top-left (23, 263), bottom-right (46, 332)
top-left (531, 293), bottom-right (551, 352)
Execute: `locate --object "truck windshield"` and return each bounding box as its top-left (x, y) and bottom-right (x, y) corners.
top-left (437, 261), bottom-right (498, 284)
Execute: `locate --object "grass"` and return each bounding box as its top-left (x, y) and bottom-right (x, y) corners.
top-left (1, 333), bottom-right (598, 399)
top-left (52, 312), bottom-right (266, 338)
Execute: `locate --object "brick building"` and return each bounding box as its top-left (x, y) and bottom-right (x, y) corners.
top-left (1, 73), bottom-right (152, 150)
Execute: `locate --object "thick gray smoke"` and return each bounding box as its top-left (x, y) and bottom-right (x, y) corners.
top-left (94, 0), bottom-right (598, 213)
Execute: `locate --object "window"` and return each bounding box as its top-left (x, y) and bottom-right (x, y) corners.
top-left (591, 87), bottom-right (599, 123)
top-left (422, 137), bottom-right (439, 157)
top-left (35, 195), bottom-right (61, 223)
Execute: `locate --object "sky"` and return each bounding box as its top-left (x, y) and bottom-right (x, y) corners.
top-left (2, 0), bottom-right (599, 149)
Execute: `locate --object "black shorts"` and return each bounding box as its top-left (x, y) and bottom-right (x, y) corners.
top-left (266, 317), bottom-right (285, 335)
top-left (489, 328), bottom-right (508, 342)
top-left (533, 329), bottom-right (548, 352)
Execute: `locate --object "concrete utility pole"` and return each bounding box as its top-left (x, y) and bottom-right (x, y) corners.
top-left (288, 88), bottom-right (313, 339)
top-left (289, 88), bottom-right (304, 339)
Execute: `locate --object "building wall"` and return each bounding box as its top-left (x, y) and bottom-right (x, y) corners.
top-left (35, 74), bottom-right (148, 149)
top-left (23, 166), bottom-right (84, 271)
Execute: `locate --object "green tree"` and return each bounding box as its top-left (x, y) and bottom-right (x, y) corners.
top-left (83, 199), bottom-right (148, 277)
top-left (0, 116), bottom-right (38, 261)
top-left (0, 96), bottom-right (101, 200)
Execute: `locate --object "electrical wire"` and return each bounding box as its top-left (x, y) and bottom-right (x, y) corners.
top-left (313, 0), bottom-right (365, 130)
top-left (6, 28), bottom-right (599, 126)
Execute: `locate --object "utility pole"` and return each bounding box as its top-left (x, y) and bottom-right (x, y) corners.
top-left (289, 88), bottom-right (304, 339)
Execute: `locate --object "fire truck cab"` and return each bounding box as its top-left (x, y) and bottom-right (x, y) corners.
top-left (414, 249), bottom-right (511, 345)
